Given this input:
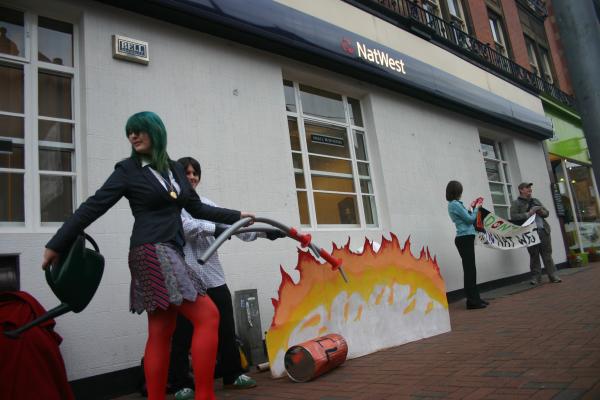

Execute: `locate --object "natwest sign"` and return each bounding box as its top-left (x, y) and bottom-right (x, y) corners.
top-left (342, 39), bottom-right (406, 75)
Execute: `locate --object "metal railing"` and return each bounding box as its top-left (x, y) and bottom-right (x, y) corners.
top-left (355, 0), bottom-right (574, 108)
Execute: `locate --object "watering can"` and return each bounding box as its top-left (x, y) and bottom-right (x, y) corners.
top-left (3, 233), bottom-right (104, 338)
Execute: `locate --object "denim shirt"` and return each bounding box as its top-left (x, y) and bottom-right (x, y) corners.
top-left (448, 200), bottom-right (478, 237)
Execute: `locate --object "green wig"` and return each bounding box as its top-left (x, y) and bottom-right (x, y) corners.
top-left (125, 111), bottom-right (170, 172)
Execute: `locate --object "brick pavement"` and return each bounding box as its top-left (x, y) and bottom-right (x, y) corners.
top-left (116, 264), bottom-right (600, 400)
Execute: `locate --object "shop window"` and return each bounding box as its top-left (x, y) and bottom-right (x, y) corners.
top-left (480, 137), bottom-right (513, 219)
top-left (488, 10), bottom-right (509, 57)
top-left (565, 161), bottom-right (600, 249)
top-left (283, 80), bottom-right (378, 228)
top-left (0, 7), bottom-right (78, 228)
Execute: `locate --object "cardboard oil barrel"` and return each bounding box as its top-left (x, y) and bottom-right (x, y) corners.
top-left (284, 333), bottom-right (348, 382)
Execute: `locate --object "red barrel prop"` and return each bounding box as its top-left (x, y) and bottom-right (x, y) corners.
top-left (284, 333), bottom-right (348, 382)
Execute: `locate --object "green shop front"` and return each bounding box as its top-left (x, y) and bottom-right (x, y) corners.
top-left (544, 97), bottom-right (600, 262)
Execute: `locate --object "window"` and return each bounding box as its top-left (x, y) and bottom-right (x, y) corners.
top-left (283, 80), bottom-right (378, 228)
top-left (488, 11), bottom-right (509, 56)
top-left (446, 0), bottom-right (468, 31)
top-left (480, 138), bottom-right (513, 219)
top-left (525, 37), bottom-right (541, 77)
top-left (539, 48), bottom-right (554, 84)
top-left (422, 0), bottom-right (443, 31)
top-left (0, 6), bottom-right (78, 228)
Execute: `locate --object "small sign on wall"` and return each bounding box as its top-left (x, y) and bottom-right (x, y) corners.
top-left (112, 35), bottom-right (149, 65)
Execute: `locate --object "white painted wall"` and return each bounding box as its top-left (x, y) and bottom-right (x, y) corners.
top-left (0, 0), bottom-right (565, 381)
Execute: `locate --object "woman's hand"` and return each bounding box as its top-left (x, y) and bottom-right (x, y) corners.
top-left (42, 248), bottom-right (60, 270)
top-left (240, 211), bottom-right (255, 226)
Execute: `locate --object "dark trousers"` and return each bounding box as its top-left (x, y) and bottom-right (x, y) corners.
top-left (454, 235), bottom-right (482, 305)
top-left (168, 284), bottom-right (243, 389)
top-left (527, 229), bottom-right (557, 279)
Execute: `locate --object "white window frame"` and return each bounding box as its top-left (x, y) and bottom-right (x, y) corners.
top-left (539, 48), bottom-right (554, 84)
top-left (447, 0), bottom-right (467, 32)
top-left (525, 37), bottom-right (541, 77)
top-left (0, 6), bottom-right (81, 233)
top-left (488, 11), bottom-right (508, 57)
top-left (285, 80), bottom-right (379, 230)
top-left (480, 137), bottom-right (513, 218)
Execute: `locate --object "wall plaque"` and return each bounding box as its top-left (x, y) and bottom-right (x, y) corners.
top-left (112, 35), bottom-right (149, 65)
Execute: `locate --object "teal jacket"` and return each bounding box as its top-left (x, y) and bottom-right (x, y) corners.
top-left (448, 200), bottom-right (479, 237)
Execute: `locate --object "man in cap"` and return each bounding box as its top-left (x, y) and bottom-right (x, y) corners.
top-left (510, 182), bottom-right (562, 285)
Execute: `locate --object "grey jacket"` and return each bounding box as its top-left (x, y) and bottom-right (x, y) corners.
top-left (510, 196), bottom-right (551, 232)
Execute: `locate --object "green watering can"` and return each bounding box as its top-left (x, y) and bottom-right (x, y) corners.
top-left (3, 233), bottom-right (105, 339)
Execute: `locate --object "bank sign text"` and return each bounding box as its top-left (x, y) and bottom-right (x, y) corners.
top-left (356, 41), bottom-right (406, 75)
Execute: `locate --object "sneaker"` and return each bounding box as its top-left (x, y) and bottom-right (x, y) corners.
top-left (530, 277), bottom-right (542, 285)
top-left (549, 276), bottom-right (562, 283)
top-left (174, 388), bottom-right (194, 400)
top-left (224, 374), bottom-right (257, 389)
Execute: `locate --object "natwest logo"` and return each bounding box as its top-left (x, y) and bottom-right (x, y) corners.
top-left (354, 41), bottom-right (406, 75)
top-left (341, 38), bottom-right (354, 55)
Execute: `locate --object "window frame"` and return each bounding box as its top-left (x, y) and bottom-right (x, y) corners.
top-left (488, 10), bottom-right (509, 57)
top-left (0, 7), bottom-right (81, 232)
top-left (524, 36), bottom-right (541, 77)
top-left (480, 137), bottom-right (513, 219)
top-left (445, 0), bottom-right (468, 32)
top-left (284, 80), bottom-right (379, 230)
top-left (538, 47), bottom-right (554, 84)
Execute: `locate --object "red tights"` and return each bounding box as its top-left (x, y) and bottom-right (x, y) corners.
top-left (144, 295), bottom-right (219, 400)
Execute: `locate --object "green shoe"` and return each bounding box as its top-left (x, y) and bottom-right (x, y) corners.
top-left (174, 387), bottom-right (194, 400)
top-left (224, 374), bottom-right (257, 389)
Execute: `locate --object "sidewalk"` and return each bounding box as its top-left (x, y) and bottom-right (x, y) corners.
top-left (115, 264), bottom-right (600, 400)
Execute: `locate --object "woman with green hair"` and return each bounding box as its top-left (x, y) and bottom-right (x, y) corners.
top-left (42, 111), bottom-right (253, 400)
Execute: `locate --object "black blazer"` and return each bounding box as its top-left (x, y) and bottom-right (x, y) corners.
top-left (46, 158), bottom-right (241, 253)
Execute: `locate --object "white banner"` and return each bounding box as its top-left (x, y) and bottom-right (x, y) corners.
top-left (476, 209), bottom-right (540, 249)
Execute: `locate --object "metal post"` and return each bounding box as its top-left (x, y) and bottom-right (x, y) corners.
top-left (552, 0), bottom-right (600, 190)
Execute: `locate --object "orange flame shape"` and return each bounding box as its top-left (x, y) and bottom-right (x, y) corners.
top-left (266, 234), bottom-right (450, 377)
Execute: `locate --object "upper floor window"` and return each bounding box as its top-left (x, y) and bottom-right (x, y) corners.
top-left (446, 0), bottom-right (468, 31)
top-left (283, 80), bottom-right (378, 228)
top-left (488, 10), bottom-right (509, 57)
top-left (480, 137), bottom-right (513, 219)
top-left (539, 47), bottom-right (554, 84)
top-left (525, 36), bottom-right (541, 76)
top-left (0, 6), bottom-right (78, 228)
top-left (524, 35), bottom-right (555, 84)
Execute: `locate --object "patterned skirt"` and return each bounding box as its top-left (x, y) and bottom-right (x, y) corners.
top-left (128, 243), bottom-right (207, 314)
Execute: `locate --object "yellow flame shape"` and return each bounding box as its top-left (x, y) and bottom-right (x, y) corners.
top-left (266, 234), bottom-right (448, 370)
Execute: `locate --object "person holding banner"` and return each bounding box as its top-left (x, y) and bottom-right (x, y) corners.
top-left (510, 182), bottom-right (562, 285)
top-left (446, 181), bottom-right (488, 310)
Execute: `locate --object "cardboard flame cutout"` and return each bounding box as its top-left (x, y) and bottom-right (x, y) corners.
top-left (266, 234), bottom-right (451, 378)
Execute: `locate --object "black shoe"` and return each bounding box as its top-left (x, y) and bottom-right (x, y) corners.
top-left (466, 302), bottom-right (487, 310)
top-left (549, 276), bottom-right (562, 283)
top-left (480, 299), bottom-right (490, 306)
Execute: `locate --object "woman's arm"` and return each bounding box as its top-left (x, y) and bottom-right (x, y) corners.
top-left (450, 202), bottom-right (478, 224)
top-left (43, 163), bottom-right (128, 267)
